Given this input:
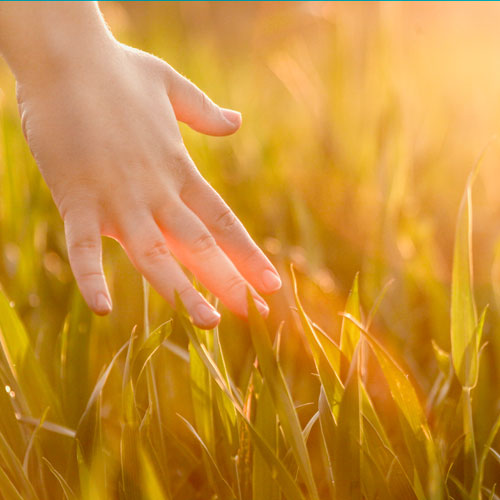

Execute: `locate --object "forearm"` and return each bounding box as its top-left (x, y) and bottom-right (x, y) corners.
top-left (0, 2), bottom-right (115, 84)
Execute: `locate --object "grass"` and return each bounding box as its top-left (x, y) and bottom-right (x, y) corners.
top-left (2, 2), bottom-right (500, 499)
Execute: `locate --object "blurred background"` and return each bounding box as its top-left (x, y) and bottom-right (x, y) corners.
top-left (2, 0), bottom-right (500, 465)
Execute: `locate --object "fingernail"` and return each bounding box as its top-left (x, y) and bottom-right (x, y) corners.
top-left (195, 303), bottom-right (221, 326)
top-left (262, 269), bottom-right (282, 292)
top-left (95, 293), bottom-right (112, 314)
top-left (254, 297), bottom-right (270, 317)
top-left (221, 108), bottom-right (242, 127)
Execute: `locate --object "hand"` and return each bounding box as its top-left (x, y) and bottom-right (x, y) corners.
top-left (15, 40), bottom-right (281, 328)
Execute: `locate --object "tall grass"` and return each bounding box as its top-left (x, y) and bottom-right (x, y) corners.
top-left (0, 169), bottom-right (498, 498)
top-left (2, 2), bottom-right (500, 499)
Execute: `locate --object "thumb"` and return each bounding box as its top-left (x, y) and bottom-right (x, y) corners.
top-left (166, 68), bottom-right (241, 136)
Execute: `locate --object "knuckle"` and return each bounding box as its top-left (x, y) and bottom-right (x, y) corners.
top-left (168, 146), bottom-right (195, 179)
top-left (68, 237), bottom-right (99, 253)
top-left (76, 270), bottom-right (103, 281)
top-left (141, 239), bottom-right (171, 261)
top-left (191, 233), bottom-right (217, 255)
top-left (177, 284), bottom-right (194, 300)
top-left (169, 145), bottom-right (189, 166)
top-left (214, 209), bottom-right (238, 233)
top-left (199, 91), bottom-right (215, 115)
top-left (241, 246), bottom-right (261, 265)
top-left (222, 275), bottom-right (245, 296)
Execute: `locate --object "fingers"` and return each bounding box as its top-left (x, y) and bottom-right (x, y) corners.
top-left (180, 172), bottom-right (282, 295)
top-left (155, 200), bottom-right (270, 318)
top-left (166, 67), bottom-right (242, 137)
top-left (119, 216), bottom-right (221, 329)
top-left (64, 209), bottom-right (112, 315)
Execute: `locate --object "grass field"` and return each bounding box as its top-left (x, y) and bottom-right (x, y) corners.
top-left (3, 2), bottom-right (500, 499)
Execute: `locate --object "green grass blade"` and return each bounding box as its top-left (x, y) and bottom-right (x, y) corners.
top-left (141, 282), bottom-right (172, 496)
top-left (451, 174), bottom-right (478, 389)
top-left (0, 465), bottom-right (25, 500)
top-left (318, 386), bottom-right (336, 481)
top-left (247, 290), bottom-right (319, 500)
top-left (340, 273), bottom-right (362, 363)
top-left (76, 340), bottom-right (129, 461)
top-left (17, 415), bottom-right (75, 438)
top-left (360, 383), bottom-right (390, 448)
top-left (0, 286), bottom-right (61, 420)
top-left (253, 371), bottom-right (280, 500)
top-left (361, 416), bottom-right (416, 499)
top-left (471, 411), bottom-right (500, 499)
top-left (131, 321), bottom-right (171, 386)
top-left (60, 289), bottom-right (92, 427)
top-left (0, 370), bottom-right (26, 457)
top-left (140, 446), bottom-right (171, 500)
top-left (291, 266), bottom-right (344, 418)
top-left (78, 340), bottom-right (129, 428)
top-left (0, 431), bottom-right (38, 500)
top-left (188, 327), bottom-right (216, 455)
top-left (342, 313), bottom-right (444, 494)
top-left (333, 345), bottom-right (361, 500)
top-left (176, 300), bottom-right (305, 500)
top-left (178, 414), bottom-right (237, 500)
top-left (42, 457), bottom-right (77, 500)
top-left (120, 417), bottom-right (141, 500)
top-left (342, 314), bottom-right (428, 436)
top-left (213, 325), bottom-right (238, 453)
top-left (462, 386), bottom-right (478, 486)
top-left (359, 384), bottom-right (417, 498)
top-left (22, 407), bottom-right (48, 475)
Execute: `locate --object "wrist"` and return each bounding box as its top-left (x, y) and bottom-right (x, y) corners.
top-left (0, 2), bottom-right (116, 85)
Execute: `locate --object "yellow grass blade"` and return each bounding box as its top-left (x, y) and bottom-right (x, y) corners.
top-left (451, 173), bottom-right (478, 389)
top-left (247, 290), bottom-right (319, 500)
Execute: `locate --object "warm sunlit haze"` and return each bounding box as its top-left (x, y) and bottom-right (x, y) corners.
top-left (1, 2), bottom-right (500, 498)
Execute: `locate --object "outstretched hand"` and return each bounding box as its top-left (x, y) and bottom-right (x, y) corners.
top-left (15, 40), bottom-right (281, 328)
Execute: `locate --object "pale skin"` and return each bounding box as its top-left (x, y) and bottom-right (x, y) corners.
top-left (0, 2), bottom-right (282, 329)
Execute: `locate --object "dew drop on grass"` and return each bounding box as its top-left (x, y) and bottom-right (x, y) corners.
top-left (3, 386), bottom-right (14, 398)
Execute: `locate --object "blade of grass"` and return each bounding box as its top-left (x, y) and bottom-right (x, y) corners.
top-left (142, 280), bottom-right (172, 498)
top-left (76, 340), bottom-right (129, 464)
top-left (0, 286), bottom-right (61, 420)
top-left (0, 431), bottom-right (38, 500)
top-left (253, 369), bottom-right (280, 500)
top-left (16, 415), bottom-right (75, 438)
top-left (23, 407), bottom-right (48, 475)
top-left (361, 416), bottom-right (416, 500)
top-left (340, 273), bottom-right (362, 363)
top-left (60, 288), bottom-right (91, 427)
top-left (291, 266), bottom-right (343, 419)
top-left (318, 387), bottom-right (336, 488)
top-left (140, 445), bottom-right (171, 500)
top-left (471, 412), bottom-right (500, 499)
top-left (0, 369), bottom-right (26, 457)
top-left (451, 157), bottom-right (485, 389)
top-left (178, 414), bottom-right (237, 500)
top-left (188, 323), bottom-right (216, 454)
top-left (42, 457), bottom-right (77, 500)
top-left (333, 343), bottom-right (361, 500)
top-left (131, 321), bottom-right (171, 387)
top-left (0, 464), bottom-right (25, 500)
top-left (213, 324), bottom-right (238, 453)
top-left (341, 312), bottom-right (444, 495)
top-left (247, 290), bottom-right (319, 500)
top-left (176, 297), bottom-right (305, 500)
